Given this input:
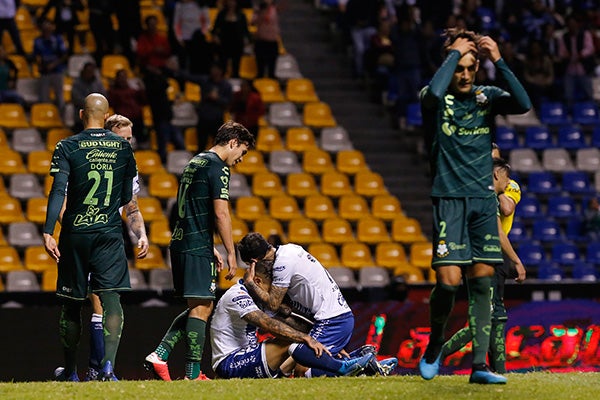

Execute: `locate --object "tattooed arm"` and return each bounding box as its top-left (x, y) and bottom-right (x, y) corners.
top-left (124, 194), bottom-right (149, 259)
top-left (244, 263), bottom-right (289, 312)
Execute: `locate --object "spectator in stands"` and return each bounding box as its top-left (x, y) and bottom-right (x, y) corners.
top-left (39, 0), bottom-right (85, 56)
top-left (0, 45), bottom-right (26, 106)
top-left (188, 27), bottom-right (215, 77)
top-left (108, 69), bottom-right (148, 148)
top-left (252, 0), bottom-right (281, 78)
top-left (0, 0), bottom-right (26, 56)
top-left (173, 0), bottom-right (211, 71)
top-left (364, 19), bottom-right (395, 98)
top-left (522, 39), bottom-right (555, 110)
top-left (584, 197), bottom-right (600, 240)
top-left (34, 19), bottom-right (68, 112)
top-left (212, 0), bottom-right (251, 78)
top-left (114, 1), bottom-right (141, 66)
top-left (231, 79), bottom-right (265, 136)
top-left (344, 0), bottom-right (379, 77)
top-left (137, 15), bottom-right (172, 72)
top-left (72, 61), bottom-right (106, 132)
top-left (558, 13), bottom-right (596, 108)
top-left (88, 0), bottom-right (115, 65)
top-left (521, 0), bottom-right (561, 43)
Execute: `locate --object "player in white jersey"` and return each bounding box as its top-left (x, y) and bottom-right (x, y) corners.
top-left (210, 258), bottom-right (375, 379)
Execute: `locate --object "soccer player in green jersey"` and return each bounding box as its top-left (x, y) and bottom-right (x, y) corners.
top-left (418, 29), bottom-right (531, 384)
top-left (144, 121), bottom-right (255, 381)
top-left (44, 93), bottom-right (138, 381)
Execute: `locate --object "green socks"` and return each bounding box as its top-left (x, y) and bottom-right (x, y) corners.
top-left (425, 282), bottom-right (459, 362)
top-left (489, 320), bottom-right (507, 373)
top-left (155, 309), bottom-right (189, 361)
top-left (59, 301), bottom-right (82, 375)
top-left (185, 317), bottom-right (207, 379)
top-left (442, 325), bottom-right (472, 358)
top-left (99, 291), bottom-right (124, 368)
top-left (467, 276), bottom-right (492, 366)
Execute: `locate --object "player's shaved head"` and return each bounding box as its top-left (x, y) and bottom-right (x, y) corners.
top-left (81, 93), bottom-right (109, 128)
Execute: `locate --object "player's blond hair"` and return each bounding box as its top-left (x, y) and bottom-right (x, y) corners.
top-left (105, 114), bottom-right (133, 132)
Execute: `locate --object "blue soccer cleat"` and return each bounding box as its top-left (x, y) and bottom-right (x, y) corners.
top-left (418, 352), bottom-right (442, 380)
top-left (374, 357), bottom-right (398, 376)
top-left (469, 368), bottom-right (507, 384)
top-left (83, 367), bottom-right (100, 382)
top-left (339, 352), bottom-right (376, 376)
top-left (54, 367), bottom-right (79, 382)
top-left (100, 361), bottom-right (119, 381)
top-left (347, 344), bottom-right (377, 359)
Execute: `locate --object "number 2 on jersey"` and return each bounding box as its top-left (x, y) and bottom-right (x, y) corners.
top-left (83, 170), bottom-right (114, 206)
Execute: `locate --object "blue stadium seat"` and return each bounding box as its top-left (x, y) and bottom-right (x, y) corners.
top-left (406, 102), bottom-right (422, 127)
top-left (526, 172), bottom-right (560, 195)
top-left (517, 195), bottom-right (543, 219)
top-left (591, 125), bottom-right (600, 148)
top-left (524, 126), bottom-right (554, 150)
top-left (557, 125), bottom-right (587, 150)
top-left (508, 219), bottom-right (528, 243)
top-left (537, 261), bottom-right (564, 281)
top-left (546, 195), bottom-right (579, 219)
top-left (550, 241), bottom-right (580, 265)
top-left (539, 101), bottom-right (569, 126)
top-left (517, 242), bottom-right (545, 266)
top-left (495, 126), bottom-right (520, 151)
top-left (565, 217), bottom-right (586, 242)
top-left (561, 171), bottom-right (595, 195)
top-left (531, 218), bottom-right (562, 242)
top-left (572, 101), bottom-right (600, 125)
top-left (572, 261), bottom-right (598, 281)
top-left (586, 242), bottom-right (600, 265)
top-left (476, 7), bottom-right (496, 31)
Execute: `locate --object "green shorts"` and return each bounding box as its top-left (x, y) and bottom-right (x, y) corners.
top-left (171, 251), bottom-right (217, 299)
top-left (57, 232), bottom-right (130, 300)
top-left (431, 196), bottom-right (503, 268)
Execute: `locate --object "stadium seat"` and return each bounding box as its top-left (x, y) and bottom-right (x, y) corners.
top-left (516, 242), bottom-right (545, 266)
top-left (572, 101), bottom-right (600, 125)
top-left (166, 150), bottom-right (193, 175)
top-left (371, 194), bottom-right (403, 221)
top-left (46, 128), bottom-right (71, 151)
top-left (8, 221), bottom-right (43, 247)
top-left (531, 218), bottom-right (562, 242)
top-left (9, 54), bottom-right (33, 78)
top-left (255, 127), bottom-right (284, 153)
top-left (526, 172), bottom-right (560, 195)
top-left (148, 268), bottom-right (174, 292)
top-left (135, 150), bottom-right (165, 176)
top-left (0, 103), bottom-right (29, 128)
top-left (392, 217), bottom-right (426, 243)
top-left (406, 102), bottom-right (422, 127)
top-left (392, 263), bottom-right (425, 283)
top-left (356, 217), bottom-right (390, 244)
top-left (27, 149), bottom-right (52, 175)
top-left (30, 103), bottom-right (63, 129)
top-left (539, 101), bottom-right (569, 126)
top-left (253, 78), bottom-right (285, 103)
top-left (547, 195), bottom-right (579, 219)
top-left (409, 242), bottom-right (433, 269)
top-left (303, 102), bottom-right (336, 128)
top-left (11, 128), bottom-right (45, 154)
top-left (135, 244), bottom-right (166, 270)
top-left (24, 245), bottom-right (55, 273)
top-left (286, 172), bottom-right (319, 198)
top-left (268, 195), bottom-right (302, 221)
top-left (230, 217), bottom-right (250, 243)
top-left (183, 81), bottom-right (201, 103)
top-left (166, 78), bottom-right (181, 102)
top-left (235, 196), bottom-right (266, 221)
top-left (495, 126), bottom-right (520, 151)
top-left (0, 197), bottom-right (26, 224)
top-left (518, 195), bottom-right (543, 219)
top-left (566, 217), bottom-right (586, 242)
top-left (0, 128), bottom-right (8, 149)
top-left (550, 241), bottom-right (580, 266)
top-left (320, 171), bottom-right (353, 198)
top-left (320, 126), bottom-right (353, 152)
top-left (0, 246), bottom-right (23, 272)
top-left (557, 125), bottom-right (586, 150)
top-left (101, 54), bottom-right (131, 79)
top-left (375, 242), bottom-right (408, 269)
top-left (541, 148), bottom-right (575, 173)
top-left (9, 173), bottom-right (44, 200)
top-left (0, 229), bottom-right (6, 246)
top-left (218, 265), bottom-right (246, 290)
top-left (268, 102), bottom-right (302, 128)
top-left (148, 172), bottom-right (179, 199)
top-left (304, 195), bottom-right (337, 221)
top-left (302, 149), bottom-right (335, 175)
top-left (505, 108), bottom-right (541, 127)
top-left (507, 219), bottom-right (528, 242)
top-left (336, 149), bottom-right (368, 175)
top-left (322, 217), bottom-right (355, 245)
top-left (359, 266), bottom-right (390, 288)
top-left (509, 149), bottom-right (542, 173)
top-left (287, 217), bottom-right (321, 245)
top-left (239, 54), bottom-right (258, 80)
top-left (592, 125), bottom-right (600, 148)
top-left (575, 148), bottom-right (600, 172)
top-left (253, 216), bottom-right (285, 240)
top-left (355, 171), bottom-right (388, 197)
top-left (232, 150), bottom-right (267, 175)
top-left (275, 53), bottom-right (303, 80)
top-left (338, 194), bottom-right (370, 221)
top-left (537, 261), bottom-right (564, 281)
top-left (327, 267), bottom-right (358, 289)
top-left (286, 78), bottom-right (319, 103)
top-left (136, 197), bottom-right (165, 222)
top-left (149, 219), bottom-right (172, 247)
top-left (229, 173), bottom-right (252, 199)
top-left (16, 77), bottom-right (40, 103)
top-left (128, 268), bottom-right (148, 290)
top-left (476, 6), bottom-right (496, 30)
top-left (585, 242), bottom-right (600, 265)
top-left (268, 150), bottom-right (302, 175)
top-left (340, 242), bottom-right (373, 269)
top-left (26, 197), bottom-right (48, 224)
top-left (0, 149), bottom-right (27, 175)
top-left (252, 171), bottom-right (283, 198)
top-left (308, 243), bottom-right (340, 267)
top-left (5, 270), bottom-right (40, 292)
top-left (67, 53), bottom-right (95, 78)
top-left (286, 127), bottom-right (317, 152)
top-left (171, 101), bottom-right (198, 127)
top-left (39, 267), bottom-right (57, 292)
top-left (524, 126), bottom-right (553, 150)
top-left (561, 171), bottom-right (594, 195)
top-left (572, 261), bottom-right (597, 281)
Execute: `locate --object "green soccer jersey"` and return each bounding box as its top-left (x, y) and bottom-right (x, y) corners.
top-left (48, 128), bottom-right (137, 233)
top-left (170, 151), bottom-right (230, 257)
top-left (421, 50), bottom-right (531, 198)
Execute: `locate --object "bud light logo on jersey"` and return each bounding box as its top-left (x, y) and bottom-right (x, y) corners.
top-left (79, 140), bottom-right (122, 149)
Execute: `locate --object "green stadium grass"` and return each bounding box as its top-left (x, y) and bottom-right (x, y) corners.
top-left (1, 373), bottom-right (598, 400)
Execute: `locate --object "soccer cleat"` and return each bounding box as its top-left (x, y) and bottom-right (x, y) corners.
top-left (338, 352), bottom-right (376, 376)
top-left (372, 357), bottom-right (398, 376)
top-left (184, 372), bottom-right (211, 381)
top-left (54, 367), bottom-right (79, 382)
top-left (100, 361), bottom-right (119, 381)
top-left (144, 352), bottom-right (172, 381)
top-left (418, 352), bottom-right (442, 380)
top-left (347, 344), bottom-right (377, 359)
top-left (469, 367), bottom-right (507, 384)
top-left (83, 367), bottom-right (100, 382)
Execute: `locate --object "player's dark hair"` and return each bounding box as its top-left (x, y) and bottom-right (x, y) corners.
top-left (442, 28), bottom-right (481, 56)
top-left (254, 258), bottom-right (274, 281)
top-left (493, 157), bottom-right (510, 174)
top-left (238, 232), bottom-right (271, 263)
top-left (214, 120), bottom-right (256, 149)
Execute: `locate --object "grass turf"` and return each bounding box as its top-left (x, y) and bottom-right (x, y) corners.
top-left (1, 373), bottom-right (599, 400)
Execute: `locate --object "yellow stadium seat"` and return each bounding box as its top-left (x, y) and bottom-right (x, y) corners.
top-left (149, 172), bottom-right (179, 199)
top-left (0, 228), bottom-right (7, 246)
top-left (410, 241), bottom-right (433, 270)
top-left (71, 31), bottom-right (96, 55)
top-left (0, 104), bottom-right (29, 129)
top-left (7, 55), bottom-right (32, 78)
top-left (375, 242), bottom-right (408, 269)
top-left (308, 243), bottom-right (340, 267)
top-left (135, 150), bottom-right (165, 176)
top-left (149, 219), bottom-right (172, 247)
top-left (340, 242), bottom-right (373, 269)
top-left (392, 217), bottom-right (426, 243)
top-left (253, 78), bottom-right (285, 103)
top-left (0, 128), bottom-right (8, 149)
top-left (320, 171), bottom-right (353, 198)
top-left (287, 217), bottom-right (321, 245)
top-left (0, 246), bottom-right (23, 272)
top-left (235, 196), bottom-right (266, 221)
top-left (43, 175), bottom-right (53, 197)
top-left (336, 149), bottom-right (368, 175)
top-left (252, 171), bottom-right (283, 198)
top-left (322, 217), bottom-right (355, 245)
top-left (0, 149), bottom-right (27, 174)
top-left (253, 216), bottom-right (285, 240)
top-left (167, 78), bottom-right (181, 102)
top-left (24, 245), bottom-right (55, 273)
top-left (371, 194), bottom-right (403, 221)
top-left (239, 54), bottom-right (257, 80)
top-left (304, 195), bottom-right (337, 221)
top-left (26, 197), bottom-right (48, 224)
top-left (136, 197), bottom-right (165, 222)
top-left (0, 197), bottom-right (26, 224)
top-left (101, 54), bottom-right (132, 79)
top-left (46, 128), bottom-right (71, 151)
top-left (303, 102), bottom-right (336, 128)
top-left (286, 127), bottom-right (317, 152)
top-left (31, 103), bottom-right (64, 129)
top-left (354, 171), bottom-right (388, 197)
top-left (232, 150), bottom-right (267, 175)
top-left (231, 216), bottom-right (250, 242)
top-left (268, 195), bottom-right (302, 221)
top-left (143, 105), bottom-right (154, 128)
top-left (302, 149), bottom-right (334, 175)
top-left (184, 127), bottom-right (198, 152)
top-left (255, 127), bottom-right (284, 153)
top-left (218, 264), bottom-right (245, 290)
top-left (140, 7), bottom-right (168, 31)
top-left (135, 244), bottom-right (166, 270)
top-left (15, 7), bottom-right (35, 30)
top-left (393, 264), bottom-right (425, 283)
top-left (184, 81), bottom-right (202, 103)
top-left (27, 149), bottom-right (52, 175)
top-left (356, 217), bottom-right (390, 244)
top-left (42, 267), bottom-right (58, 292)
top-left (286, 78), bottom-right (319, 103)
top-left (9, 28), bottom-right (37, 54)
top-left (338, 194), bottom-right (370, 221)
top-left (286, 172), bottom-right (319, 198)
top-left (63, 75), bottom-right (73, 103)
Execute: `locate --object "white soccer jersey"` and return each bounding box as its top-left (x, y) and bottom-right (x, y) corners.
top-left (210, 281), bottom-right (261, 370)
top-left (273, 244), bottom-right (350, 321)
top-left (118, 173), bottom-right (140, 214)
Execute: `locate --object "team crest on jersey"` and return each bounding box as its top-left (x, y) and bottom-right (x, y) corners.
top-left (73, 205), bottom-right (108, 227)
top-left (475, 90), bottom-right (488, 106)
top-left (436, 240), bottom-right (449, 258)
top-left (210, 280), bottom-right (217, 293)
